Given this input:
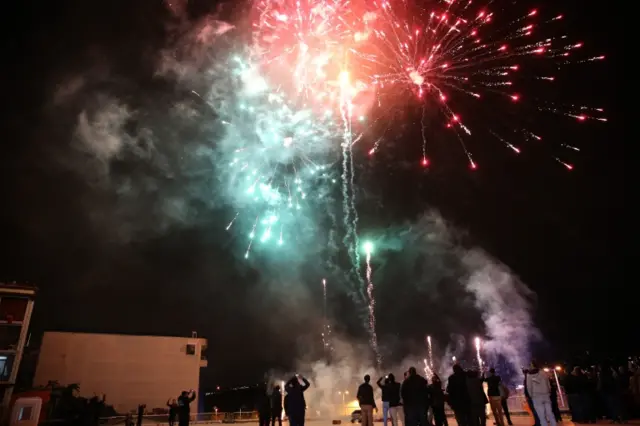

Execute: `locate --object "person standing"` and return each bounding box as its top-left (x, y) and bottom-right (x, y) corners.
top-left (564, 367), bottom-right (585, 423)
top-left (386, 374), bottom-right (402, 426)
top-left (271, 385), bottom-right (283, 426)
top-left (429, 375), bottom-right (447, 426)
top-left (524, 369), bottom-right (541, 426)
top-left (526, 362), bottom-right (557, 426)
top-left (484, 368), bottom-right (506, 426)
top-left (549, 375), bottom-right (562, 422)
top-left (378, 375), bottom-right (402, 426)
top-left (136, 404), bottom-right (145, 426)
top-left (285, 375), bottom-right (310, 426)
top-left (498, 382), bottom-right (513, 426)
top-left (167, 398), bottom-right (178, 426)
top-left (447, 365), bottom-right (471, 426)
top-left (178, 390), bottom-right (196, 426)
top-left (258, 385), bottom-right (272, 426)
top-left (466, 370), bottom-right (488, 426)
top-left (358, 375), bottom-right (377, 426)
top-left (401, 367), bottom-right (428, 426)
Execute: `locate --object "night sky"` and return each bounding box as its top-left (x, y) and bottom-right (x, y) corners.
top-left (1, 0), bottom-right (627, 388)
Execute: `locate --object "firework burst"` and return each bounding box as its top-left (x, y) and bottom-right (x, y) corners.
top-left (351, 0), bottom-right (607, 169)
top-left (219, 54), bottom-right (340, 257)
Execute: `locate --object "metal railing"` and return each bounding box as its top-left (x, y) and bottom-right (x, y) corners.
top-left (97, 394), bottom-right (565, 425)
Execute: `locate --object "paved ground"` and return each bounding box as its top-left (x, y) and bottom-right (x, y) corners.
top-left (136, 416), bottom-right (640, 426)
top-left (308, 420), bottom-right (640, 426)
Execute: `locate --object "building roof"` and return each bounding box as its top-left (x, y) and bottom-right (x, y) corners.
top-left (43, 330), bottom-right (207, 342)
top-left (0, 283), bottom-right (38, 296)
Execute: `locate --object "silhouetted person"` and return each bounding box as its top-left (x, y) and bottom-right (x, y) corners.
top-left (401, 367), bottom-right (429, 426)
top-left (377, 375), bottom-right (391, 426)
top-left (136, 404), bottom-right (145, 426)
top-left (358, 375), bottom-right (377, 426)
top-left (484, 368), bottom-right (505, 426)
top-left (564, 367), bottom-right (585, 423)
top-left (258, 385), bottom-right (272, 426)
top-left (447, 365), bottom-right (471, 426)
top-left (467, 370), bottom-right (487, 426)
top-left (549, 376), bottom-right (562, 422)
top-left (271, 385), bottom-right (283, 426)
top-left (87, 395), bottom-right (105, 426)
top-left (285, 375), bottom-right (310, 426)
top-left (178, 390), bottom-right (196, 426)
top-left (379, 374), bottom-right (401, 426)
top-left (167, 399), bottom-right (178, 426)
top-left (284, 393), bottom-right (290, 421)
top-left (583, 368), bottom-right (598, 423)
top-left (499, 382), bottom-right (512, 426)
top-left (600, 365), bottom-right (624, 423)
top-left (429, 375), bottom-right (447, 426)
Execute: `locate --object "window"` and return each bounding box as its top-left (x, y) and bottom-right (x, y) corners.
top-left (186, 344), bottom-right (196, 355)
top-left (19, 406), bottom-right (33, 421)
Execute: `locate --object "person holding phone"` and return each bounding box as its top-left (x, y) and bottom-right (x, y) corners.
top-left (286, 374), bottom-right (310, 426)
top-left (178, 390), bottom-right (197, 426)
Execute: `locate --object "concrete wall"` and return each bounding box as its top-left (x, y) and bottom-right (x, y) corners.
top-left (34, 332), bottom-right (206, 414)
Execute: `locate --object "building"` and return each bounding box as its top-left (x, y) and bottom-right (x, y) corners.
top-left (33, 331), bottom-right (207, 413)
top-left (0, 283), bottom-right (37, 414)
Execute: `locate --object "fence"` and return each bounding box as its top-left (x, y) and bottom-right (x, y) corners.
top-left (98, 391), bottom-right (568, 425)
top-left (98, 395), bottom-right (564, 425)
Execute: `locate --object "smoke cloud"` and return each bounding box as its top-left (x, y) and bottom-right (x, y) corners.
top-left (267, 210), bottom-right (538, 413)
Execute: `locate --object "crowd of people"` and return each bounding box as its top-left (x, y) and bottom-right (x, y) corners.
top-left (165, 390), bottom-right (197, 426)
top-left (251, 360), bottom-right (640, 426)
top-left (562, 363), bottom-right (639, 424)
top-left (357, 365), bottom-right (514, 426)
top-left (258, 375), bottom-right (311, 426)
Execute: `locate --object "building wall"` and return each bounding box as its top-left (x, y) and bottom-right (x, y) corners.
top-left (33, 332), bottom-right (206, 414)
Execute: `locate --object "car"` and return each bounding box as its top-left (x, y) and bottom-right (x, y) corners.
top-left (350, 410), bottom-right (362, 423)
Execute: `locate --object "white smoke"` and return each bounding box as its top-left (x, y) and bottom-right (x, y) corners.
top-left (281, 210), bottom-right (538, 407)
top-left (74, 98), bottom-right (133, 164)
top-left (462, 250), bottom-right (539, 373)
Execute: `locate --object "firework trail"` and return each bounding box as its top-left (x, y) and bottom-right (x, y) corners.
top-left (321, 278), bottom-right (335, 356)
top-left (475, 337), bottom-right (483, 369)
top-left (322, 278), bottom-right (329, 353)
top-left (363, 241), bottom-right (382, 367)
top-left (423, 358), bottom-right (434, 379)
top-left (427, 335), bottom-right (434, 368)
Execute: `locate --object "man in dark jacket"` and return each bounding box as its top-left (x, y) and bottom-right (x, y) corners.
top-left (258, 384), bottom-right (272, 426)
top-left (564, 367), bottom-right (585, 423)
top-left (401, 367), bottom-right (429, 426)
top-left (136, 404), bottom-right (145, 426)
top-left (429, 375), bottom-right (448, 426)
top-left (446, 365), bottom-right (471, 426)
top-left (271, 385), bottom-right (283, 426)
top-left (378, 374), bottom-right (401, 426)
top-left (467, 370), bottom-right (488, 426)
top-left (177, 390), bottom-right (196, 426)
top-left (484, 368), bottom-right (506, 426)
top-left (358, 375), bottom-right (377, 426)
top-left (285, 375), bottom-right (310, 426)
